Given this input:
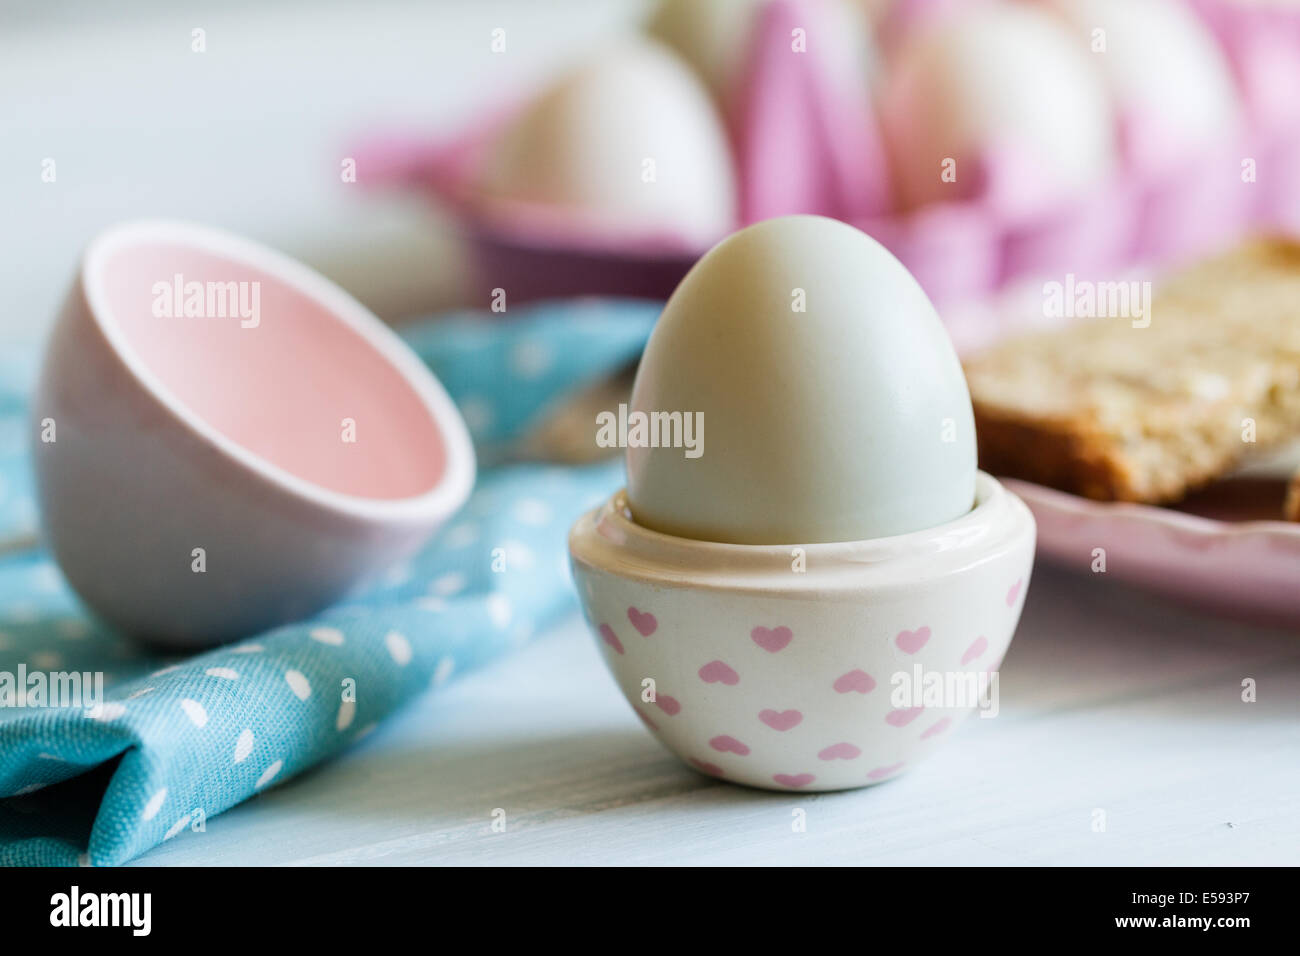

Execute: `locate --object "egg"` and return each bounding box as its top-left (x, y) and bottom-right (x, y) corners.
top-left (625, 215), bottom-right (976, 545)
top-left (477, 39), bottom-right (736, 245)
top-left (1041, 0), bottom-right (1240, 167)
top-left (879, 2), bottom-right (1116, 215)
top-left (645, 0), bottom-right (764, 105)
top-left (646, 0), bottom-right (877, 110)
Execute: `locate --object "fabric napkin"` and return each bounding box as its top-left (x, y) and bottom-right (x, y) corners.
top-left (0, 298), bottom-right (657, 866)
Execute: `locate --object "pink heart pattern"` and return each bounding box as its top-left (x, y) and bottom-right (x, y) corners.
top-left (833, 669), bottom-right (876, 694)
top-left (773, 773), bottom-right (815, 788)
top-left (627, 607), bottom-right (658, 637)
top-left (885, 706), bottom-right (925, 727)
top-left (698, 660), bottom-right (740, 685)
top-left (654, 694), bottom-right (681, 716)
top-left (606, 588), bottom-right (1017, 786)
top-left (709, 735), bottom-right (751, 755)
top-left (598, 624), bottom-right (624, 655)
top-left (759, 708), bottom-right (803, 731)
top-left (921, 717), bottom-right (952, 740)
top-left (817, 742), bottom-right (861, 761)
top-left (895, 626), bottom-right (931, 654)
top-left (960, 636), bottom-right (988, 666)
top-left (751, 625), bottom-right (793, 652)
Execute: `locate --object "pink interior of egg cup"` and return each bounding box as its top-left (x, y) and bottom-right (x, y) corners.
top-left (84, 220), bottom-right (471, 516)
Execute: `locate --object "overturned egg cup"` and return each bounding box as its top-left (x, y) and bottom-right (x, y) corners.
top-left (569, 473), bottom-right (1035, 792)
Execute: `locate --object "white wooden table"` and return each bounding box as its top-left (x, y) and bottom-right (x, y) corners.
top-left (9, 0), bottom-right (1298, 867)
top-left (132, 561), bottom-right (1300, 866)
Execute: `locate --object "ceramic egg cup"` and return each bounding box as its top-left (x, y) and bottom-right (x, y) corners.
top-left (34, 220), bottom-right (474, 648)
top-left (569, 473), bottom-right (1035, 792)
top-left (356, 0), bottom-right (1300, 308)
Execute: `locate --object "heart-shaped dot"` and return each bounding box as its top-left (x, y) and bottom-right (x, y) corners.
top-left (773, 773), bottom-right (815, 788)
top-left (921, 717), bottom-right (952, 739)
top-left (627, 607), bottom-right (657, 636)
top-left (895, 626), bottom-right (931, 655)
top-left (598, 624), bottom-right (624, 655)
top-left (817, 742), bottom-right (861, 761)
top-left (759, 708), bottom-right (803, 731)
top-left (833, 669), bottom-right (876, 694)
top-left (885, 705), bottom-right (925, 727)
top-left (698, 660), bottom-right (739, 685)
top-left (960, 636), bottom-right (988, 666)
top-left (751, 625), bottom-right (793, 652)
top-left (709, 735), bottom-right (751, 755)
top-left (654, 694), bottom-right (681, 716)
top-left (1006, 578), bottom-right (1023, 607)
top-left (867, 762), bottom-right (905, 781)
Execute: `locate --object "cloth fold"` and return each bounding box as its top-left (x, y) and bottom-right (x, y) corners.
top-left (0, 298), bottom-right (657, 866)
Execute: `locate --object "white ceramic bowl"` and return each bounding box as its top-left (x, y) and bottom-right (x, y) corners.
top-left (569, 472), bottom-right (1035, 791)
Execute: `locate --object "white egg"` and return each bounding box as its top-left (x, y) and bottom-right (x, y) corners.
top-left (879, 2), bottom-right (1116, 214)
top-left (478, 40), bottom-right (736, 245)
top-left (646, 0), bottom-right (877, 108)
top-left (626, 215), bottom-right (976, 546)
top-left (1042, 0), bottom-right (1240, 164)
top-left (645, 0), bottom-right (764, 104)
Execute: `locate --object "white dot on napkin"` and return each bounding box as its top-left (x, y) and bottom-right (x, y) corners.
top-left (142, 789), bottom-right (168, 821)
top-left (205, 667), bottom-right (239, 680)
top-left (514, 498), bottom-right (552, 526)
top-left (310, 627), bottom-right (345, 646)
top-left (179, 699), bottom-right (209, 728)
top-left (256, 759), bottom-right (283, 790)
top-left (385, 631), bottom-right (413, 666)
top-left (336, 699), bottom-right (356, 731)
top-left (487, 593), bottom-right (512, 630)
top-left (84, 702), bottom-right (126, 722)
top-left (510, 339), bottom-right (553, 379)
top-left (285, 670), bottom-right (312, 700)
top-left (444, 522), bottom-right (480, 549)
top-left (164, 815), bottom-right (191, 841)
top-left (233, 729), bottom-right (254, 764)
top-left (431, 572), bottom-right (467, 597)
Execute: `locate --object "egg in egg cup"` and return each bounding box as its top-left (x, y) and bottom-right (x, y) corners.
top-left (569, 216), bottom-right (1035, 792)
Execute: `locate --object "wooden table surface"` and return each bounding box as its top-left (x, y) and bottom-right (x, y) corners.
top-left (132, 562), bottom-right (1300, 866)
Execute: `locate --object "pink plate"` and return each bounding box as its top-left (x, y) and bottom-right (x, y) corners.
top-left (1005, 477), bottom-right (1300, 628)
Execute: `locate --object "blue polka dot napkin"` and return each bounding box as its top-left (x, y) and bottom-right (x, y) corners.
top-left (0, 298), bottom-right (657, 866)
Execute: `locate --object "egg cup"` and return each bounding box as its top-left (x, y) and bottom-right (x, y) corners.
top-left (33, 220), bottom-right (474, 648)
top-left (569, 472), bottom-right (1035, 792)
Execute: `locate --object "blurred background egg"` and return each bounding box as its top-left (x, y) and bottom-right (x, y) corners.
top-left (646, 0), bottom-right (879, 115)
top-left (626, 215), bottom-right (976, 546)
top-left (476, 39), bottom-right (736, 246)
top-left (645, 0), bottom-right (764, 107)
top-left (879, 1), bottom-right (1117, 217)
top-left (1040, 0), bottom-right (1241, 171)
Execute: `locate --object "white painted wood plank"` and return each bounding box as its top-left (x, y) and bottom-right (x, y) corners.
top-left (133, 563), bottom-right (1300, 866)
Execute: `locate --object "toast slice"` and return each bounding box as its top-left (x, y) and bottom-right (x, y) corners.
top-left (965, 239), bottom-right (1300, 503)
